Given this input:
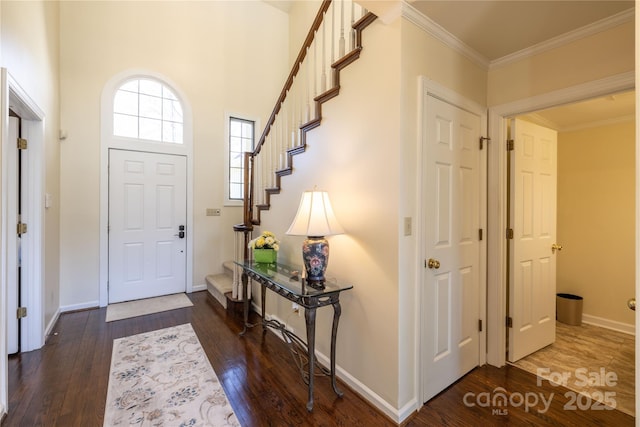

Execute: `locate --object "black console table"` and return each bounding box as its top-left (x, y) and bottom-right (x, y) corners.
top-left (235, 261), bottom-right (353, 411)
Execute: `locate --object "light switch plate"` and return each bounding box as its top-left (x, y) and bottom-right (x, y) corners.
top-left (206, 208), bottom-right (221, 216)
top-left (404, 217), bottom-right (412, 236)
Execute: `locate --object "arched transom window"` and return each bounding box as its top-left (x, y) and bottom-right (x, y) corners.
top-left (113, 78), bottom-right (183, 143)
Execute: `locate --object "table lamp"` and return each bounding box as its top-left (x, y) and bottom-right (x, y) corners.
top-left (286, 190), bottom-right (344, 287)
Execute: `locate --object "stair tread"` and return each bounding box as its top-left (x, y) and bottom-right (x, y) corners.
top-left (205, 273), bottom-right (233, 293)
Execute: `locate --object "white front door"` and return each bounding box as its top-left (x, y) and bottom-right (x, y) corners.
top-left (508, 118), bottom-right (558, 362)
top-left (108, 149), bottom-right (187, 303)
top-left (422, 94), bottom-right (483, 402)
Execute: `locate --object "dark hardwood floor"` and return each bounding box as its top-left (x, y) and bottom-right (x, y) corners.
top-left (3, 291), bottom-right (635, 426)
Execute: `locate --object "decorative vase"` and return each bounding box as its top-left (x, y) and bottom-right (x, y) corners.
top-left (254, 248), bottom-right (277, 264)
top-left (302, 236), bottom-right (329, 284)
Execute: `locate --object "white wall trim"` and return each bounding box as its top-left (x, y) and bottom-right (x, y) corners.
top-left (59, 301), bottom-right (100, 313)
top-left (486, 71), bottom-right (635, 367)
top-left (401, 2), bottom-right (490, 69)
top-left (99, 69), bottom-right (194, 307)
top-left (582, 314), bottom-right (635, 336)
top-left (44, 308), bottom-right (61, 338)
top-left (192, 283), bottom-right (207, 292)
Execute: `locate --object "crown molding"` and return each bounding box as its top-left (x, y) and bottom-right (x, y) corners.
top-left (401, 2), bottom-right (634, 72)
top-left (490, 8), bottom-right (634, 69)
top-left (401, 1), bottom-right (490, 70)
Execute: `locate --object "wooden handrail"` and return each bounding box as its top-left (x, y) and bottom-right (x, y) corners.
top-left (253, 0), bottom-right (332, 157)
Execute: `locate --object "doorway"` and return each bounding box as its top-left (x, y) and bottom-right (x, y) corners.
top-left (506, 91), bottom-right (636, 414)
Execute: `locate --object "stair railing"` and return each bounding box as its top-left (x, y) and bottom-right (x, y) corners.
top-left (232, 0), bottom-right (376, 302)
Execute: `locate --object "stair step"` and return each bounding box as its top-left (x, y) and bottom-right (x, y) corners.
top-left (206, 273), bottom-right (233, 309)
top-left (222, 260), bottom-right (236, 277)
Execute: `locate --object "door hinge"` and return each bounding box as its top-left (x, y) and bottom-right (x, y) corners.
top-left (479, 136), bottom-right (490, 150)
top-left (478, 319), bottom-right (483, 332)
top-left (506, 316), bottom-right (513, 328)
top-left (17, 222), bottom-right (27, 235)
top-left (17, 138), bottom-right (28, 150)
top-left (17, 307), bottom-right (27, 319)
top-left (506, 228), bottom-right (513, 239)
top-left (507, 139), bottom-right (514, 151)
top-left (479, 229), bottom-right (483, 241)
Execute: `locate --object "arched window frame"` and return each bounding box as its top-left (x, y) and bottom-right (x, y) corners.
top-left (99, 70), bottom-right (194, 307)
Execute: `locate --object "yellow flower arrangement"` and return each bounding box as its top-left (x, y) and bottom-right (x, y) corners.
top-left (248, 231), bottom-right (280, 251)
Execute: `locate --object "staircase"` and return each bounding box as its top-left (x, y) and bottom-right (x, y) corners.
top-left (207, 0), bottom-right (377, 307)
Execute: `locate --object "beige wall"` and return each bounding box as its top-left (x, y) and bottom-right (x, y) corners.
top-left (557, 120), bottom-right (635, 326)
top-left (58, 1), bottom-right (290, 307)
top-left (1, 0), bottom-right (61, 335)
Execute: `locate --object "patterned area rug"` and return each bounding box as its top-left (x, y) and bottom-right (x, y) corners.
top-left (104, 324), bottom-right (240, 426)
top-left (106, 293), bottom-right (194, 322)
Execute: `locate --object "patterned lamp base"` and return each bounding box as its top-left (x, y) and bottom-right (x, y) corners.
top-left (302, 236), bottom-right (329, 286)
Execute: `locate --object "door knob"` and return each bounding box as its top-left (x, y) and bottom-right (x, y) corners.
top-left (628, 298), bottom-right (636, 311)
top-left (427, 258), bottom-right (440, 269)
top-left (551, 243), bottom-right (563, 254)
top-left (174, 225), bottom-right (186, 239)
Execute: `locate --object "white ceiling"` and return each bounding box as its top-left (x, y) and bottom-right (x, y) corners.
top-left (409, 0), bottom-right (635, 130)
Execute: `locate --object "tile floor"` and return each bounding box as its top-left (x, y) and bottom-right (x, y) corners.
top-left (512, 321), bottom-right (635, 417)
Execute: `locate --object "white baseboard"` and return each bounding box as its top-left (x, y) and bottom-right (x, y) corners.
top-left (262, 312), bottom-right (410, 423)
top-left (191, 283), bottom-right (207, 292)
top-left (45, 308), bottom-right (61, 338)
top-left (582, 313), bottom-right (635, 336)
top-left (59, 300), bottom-right (100, 313)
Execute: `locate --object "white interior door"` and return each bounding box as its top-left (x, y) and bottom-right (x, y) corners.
top-left (108, 149), bottom-right (187, 303)
top-left (422, 94), bottom-right (482, 402)
top-left (7, 116), bottom-right (19, 354)
top-left (508, 118), bottom-right (558, 362)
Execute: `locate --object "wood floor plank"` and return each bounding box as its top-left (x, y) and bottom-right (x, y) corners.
top-left (4, 291), bottom-right (635, 426)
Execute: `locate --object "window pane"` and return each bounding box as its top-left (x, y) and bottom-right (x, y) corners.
top-left (139, 79), bottom-right (162, 96)
top-left (230, 152), bottom-right (243, 168)
top-left (114, 90), bottom-right (138, 115)
top-left (163, 121), bottom-right (183, 144)
top-left (162, 86), bottom-right (178, 101)
top-left (242, 138), bottom-right (253, 152)
top-left (242, 122), bottom-right (253, 138)
top-left (139, 94), bottom-right (162, 119)
top-left (120, 80), bottom-right (138, 92)
top-left (163, 99), bottom-right (183, 122)
top-left (230, 136), bottom-right (242, 152)
top-left (113, 113), bottom-right (138, 138)
top-left (230, 183), bottom-right (243, 199)
top-left (230, 168), bottom-right (243, 183)
top-left (139, 117), bottom-right (162, 141)
top-left (230, 119), bottom-right (241, 136)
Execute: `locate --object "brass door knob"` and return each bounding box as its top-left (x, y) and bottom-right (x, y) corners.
top-left (551, 243), bottom-right (563, 254)
top-left (628, 298), bottom-right (636, 311)
top-left (427, 258), bottom-right (440, 269)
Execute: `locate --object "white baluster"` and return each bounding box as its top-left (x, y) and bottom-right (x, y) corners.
top-left (331, 2), bottom-right (335, 87)
top-left (350, 0), bottom-right (356, 51)
top-left (321, 13), bottom-right (327, 93)
top-left (339, 0), bottom-right (345, 57)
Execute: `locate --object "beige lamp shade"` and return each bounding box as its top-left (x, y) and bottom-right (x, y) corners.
top-left (286, 190), bottom-right (344, 237)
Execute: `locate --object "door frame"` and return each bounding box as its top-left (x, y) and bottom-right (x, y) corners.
top-left (99, 69), bottom-right (194, 307)
top-left (486, 71), bottom-right (635, 367)
top-left (417, 76), bottom-right (488, 403)
top-left (1, 69), bottom-right (46, 416)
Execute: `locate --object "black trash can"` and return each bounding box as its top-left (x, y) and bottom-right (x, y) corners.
top-left (556, 293), bottom-right (583, 326)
